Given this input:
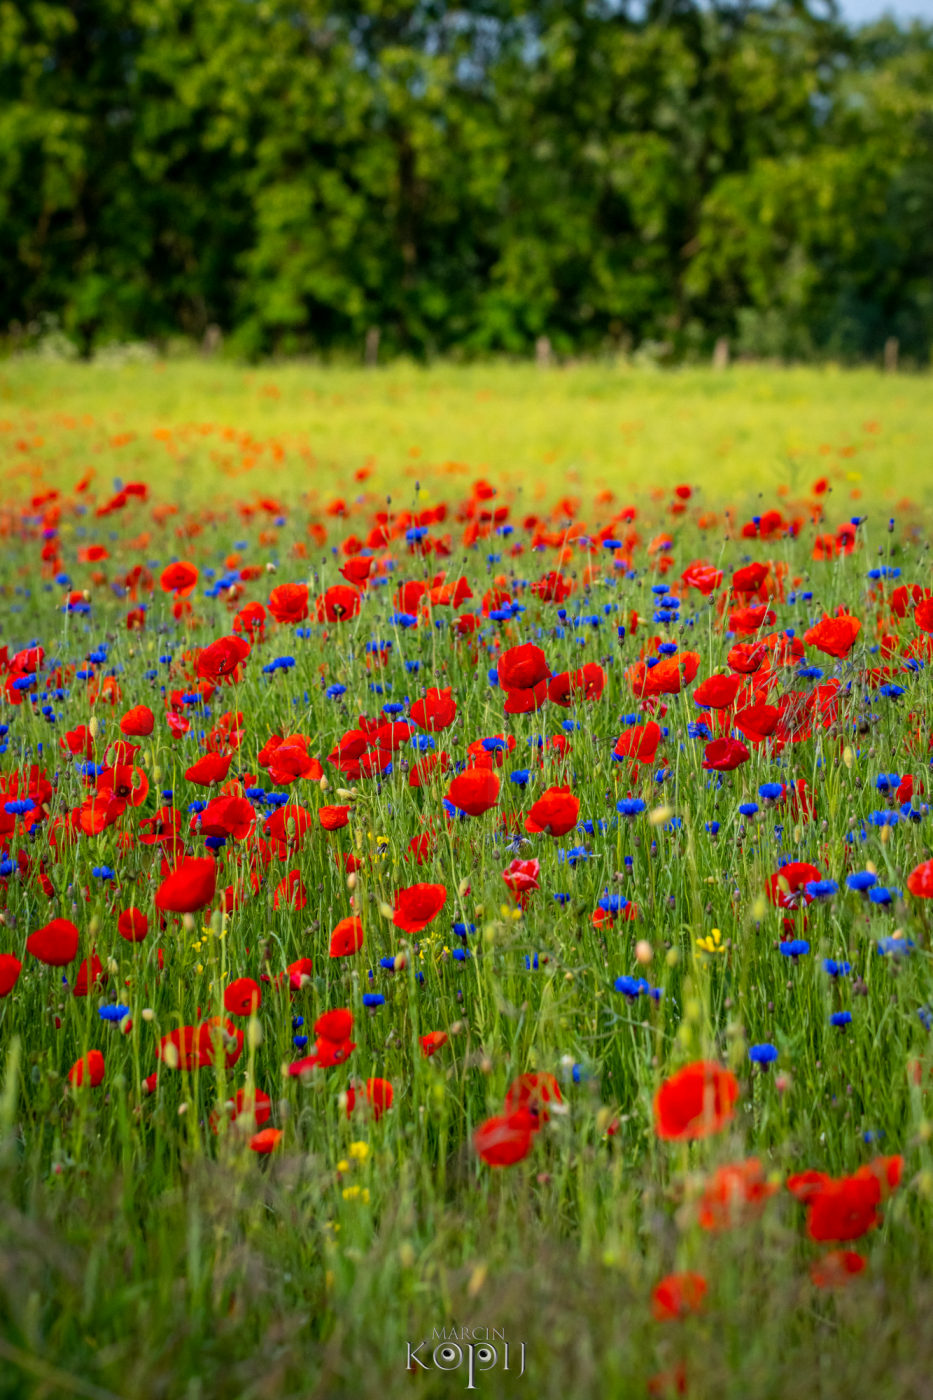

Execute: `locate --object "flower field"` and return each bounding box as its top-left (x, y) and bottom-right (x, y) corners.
top-left (1, 361), bottom-right (933, 1399)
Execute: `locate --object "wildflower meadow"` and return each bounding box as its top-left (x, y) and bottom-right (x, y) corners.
top-left (1, 360), bottom-right (933, 1400)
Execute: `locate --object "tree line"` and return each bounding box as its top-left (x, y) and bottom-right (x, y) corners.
top-left (3, 0), bottom-right (932, 362)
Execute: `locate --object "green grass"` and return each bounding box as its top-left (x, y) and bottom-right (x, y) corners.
top-left (0, 360), bottom-right (933, 1398)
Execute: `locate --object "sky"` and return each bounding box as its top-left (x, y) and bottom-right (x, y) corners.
top-left (839, 0), bottom-right (931, 21)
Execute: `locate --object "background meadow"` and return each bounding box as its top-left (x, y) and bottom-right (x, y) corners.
top-left (0, 361), bottom-right (932, 1400)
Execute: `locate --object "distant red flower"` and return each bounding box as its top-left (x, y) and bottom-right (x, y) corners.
top-left (727, 642), bottom-right (768, 674)
top-left (249, 1128), bottom-right (283, 1154)
top-left (274, 869), bottom-right (307, 910)
top-left (120, 705), bottom-right (154, 737)
top-left (907, 859), bottom-right (933, 898)
top-left (330, 916), bottom-right (364, 957)
top-left (627, 652), bottom-right (699, 697)
top-left (810, 1250), bottom-right (867, 1289)
top-left (446, 768), bottom-right (500, 816)
top-left (497, 643), bottom-right (551, 713)
top-left (346, 1077), bottom-right (394, 1121)
top-left (0, 954), bottom-right (21, 997)
top-left (698, 1158), bottom-right (778, 1230)
top-left (224, 977), bottom-right (262, 1017)
top-left (268, 582), bottom-right (310, 624)
top-left (73, 953), bottom-right (104, 998)
top-left (473, 1108), bottom-right (537, 1166)
top-left (155, 857), bottom-right (217, 913)
top-left (315, 584), bottom-right (360, 623)
top-left (393, 882), bottom-right (447, 933)
top-left (185, 752), bottom-right (233, 785)
top-left (504, 1071), bottom-right (561, 1125)
top-left (693, 673), bottom-right (744, 709)
top-left (729, 605), bottom-right (776, 635)
top-left (653, 1061), bottom-right (738, 1141)
top-left (804, 615), bottom-right (861, 658)
top-left (319, 804), bottom-right (350, 830)
top-left (806, 1175), bottom-right (881, 1243)
top-left (196, 634), bottom-right (250, 682)
top-left (915, 598), bottom-right (933, 633)
top-left (733, 701), bottom-right (779, 741)
top-left (651, 1271), bottom-right (708, 1321)
top-left (409, 686), bottom-right (457, 731)
top-left (614, 720), bottom-right (662, 765)
top-left (701, 737), bottom-right (750, 771)
top-left (681, 560), bottom-right (722, 596)
top-left (787, 1170), bottom-right (832, 1202)
top-left (315, 1008), bottom-right (353, 1042)
top-left (234, 601), bottom-right (267, 640)
top-left (525, 785), bottom-right (580, 837)
top-left (767, 861), bottom-right (823, 909)
top-left (117, 907), bottom-right (148, 943)
top-left (68, 1050), bottom-right (105, 1088)
top-left (420, 1030), bottom-right (449, 1057)
top-left (160, 561), bottom-right (198, 598)
top-left (27, 918), bottom-right (79, 966)
top-left (547, 662), bottom-right (606, 706)
top-left (502, 858), bottom-right (540, 906)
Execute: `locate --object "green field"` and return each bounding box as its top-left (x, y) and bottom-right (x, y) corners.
top-left (1, 360), bottom-right (929, 508)
top-left (2, 360), bottom-right (933, 1400)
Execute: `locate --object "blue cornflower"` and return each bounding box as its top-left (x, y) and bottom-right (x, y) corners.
top-left (738, 802), bottom-right (758, 818)
top-left (452, 922), bottom-right (475, 939)
top-left (877, 936), bottom-right (914, 956)
top-left (749, 1043), bottom-right (778, 1065)
top-left (759, 783), bottom-right (783, 802)
top-left (92, 865), bottom-right (115, 880)
top-left (617, 798), bottom-right (646, 818)
top-left (779, 940), bottom-right (810, 959)
top-left (510, 769), bottom-right (531, 788)
top-left (823, 958), bottom-right (851, 977)
top-left (869, 886), bottom-right (899, 905)
top-left (99, 1004), bottom-right (130, 1023)
top-left (806, 879), bottom-right (838, 900)
top-left (847, 871), bottom-right (877, 892)
top-left (830, 1011), bottom-right (852, 1028)
top-left (558, 847), bottom-right (589, 867)
top-left (614, 975), bottom-right (650, 998)
top-left (363, 993), bottom-right (385, 1008)
top-left (553, 892), bottom-right (571, 905)
top-left (452, 948), bottom-right (471, 962)
top-left (524, 953), bottom-right (540, 970)
top-left (705, 820), bottom-right (720, 835)
top-left (326, 684), bottom-right (347, 699)
top-left (598, 894), bottom-right (629, 915)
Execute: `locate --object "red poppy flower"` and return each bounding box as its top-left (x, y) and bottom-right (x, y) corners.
top-left (157, 1026), bottom-right (199, 1071)
top-left (409, 686), bottom-right (457, 731)
top-left (531, 570), bottom-right (574, 604)
top-left (804, 615), bottom-right (861, 658)
top-left (393, 882), bottom-right (447, 933)
top-left (693, 673), bottom-right (744, 709)
top-left (733, 701), bottom-right (779, 741)
top-left (346, 1077), bottom-right (394, 1121)
top-left (250, 1128), bottom-right (283, 1153)
top-left (729, 605), bottom-right (776, 635)
top-left (908, 859), bottom-right (933, 898)
top-left (651, 1272), bottom-right (707, 1321)
top-left (727, 642), bottom-right (768, 674)
top-left (787, 1169), bottom-right (831, 1202)
top-left (0, 954), bottom-right (21, 996)
top-left (264, 803), bottom-right (314, 850)
top-left (473, 1108), bottom-right (536, 1166)
top-left (614, 721), bottom-right (661, 765)
top-left (732, 562), bottom-right (769, 594)
top-left (315, 584), bottom-right (360, 623)
top-left (268, 741), bottom-right (323, 785)
top-left (340, 556), bottom-right (373, 588)
top-left (547, 662), bottom-right (606, 707)
top-left (267, 582), bottom-right (310, 625)
top-left (234, 601), bottom-right (267, 639)
top-left (806, 1175), bottom-right (881, 1242)
top-left (810, 1250), bottom-right (867, 1289)
top-left (627, 652), bottom-right (699, 697)
top-left (120, 705), bottom-right (154, 737)
top-left (27, 918), bottom-right (79, 966)
top-left (197, 1016), bottom-right (244, 1069)
top-left (653, 1061), bottom-right (739, 1141)
top-left (160, 561), bottom-right (199, 598)
top-left (274, 869), bottom-right (307, 910)
top-left (61, 725), bottom-right (95, 759)
top-left (697, 1158), bottom-right (778, 1230)
top-left (503, 1071), bottom-right (561, 1125)
top-left (681, 560), bottom-right (722, 596)
top-left (197, 794), bottom-right (256, 841)
top-left (196, 635), bottom-right (250, 682)
top-left (117, 907), bottom-right (148, 943)
top-left (329, 916), bottom-right (364, 957)
top-left (319, 805), bottom-right (350, 831)
top-left (185, 752), bottom-right (233, 786)
top-left (446, 769), bottom-right (500, 817)
top-left (420, 1030), bottom-right (449, 1057)
top-left (525, 785), bottom-right (580, 837)
top-left (73, 953), bottom-right (104, 998)
top-left (702, 737), bottom-right (750, 771)
top-left (68, 1050), bottom-right (105, 1088)
top-left (372, 721), bottom-right (414, 752)
top-left (766, 861), bottom-right (822, 909)
top-left (502, 858), bottom-right (540, 905)
top-left (224, 977), bottom-right (262, 1017)
top-left (497, 644), bottom-right (551, 712)
top-left (315, 1008), bottom-right (353, 1042)
top-left (155, 856), bottom-right (217, 913)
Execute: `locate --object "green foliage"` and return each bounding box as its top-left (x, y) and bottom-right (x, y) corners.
top-left (1, 3), bottom-right (933, 358)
